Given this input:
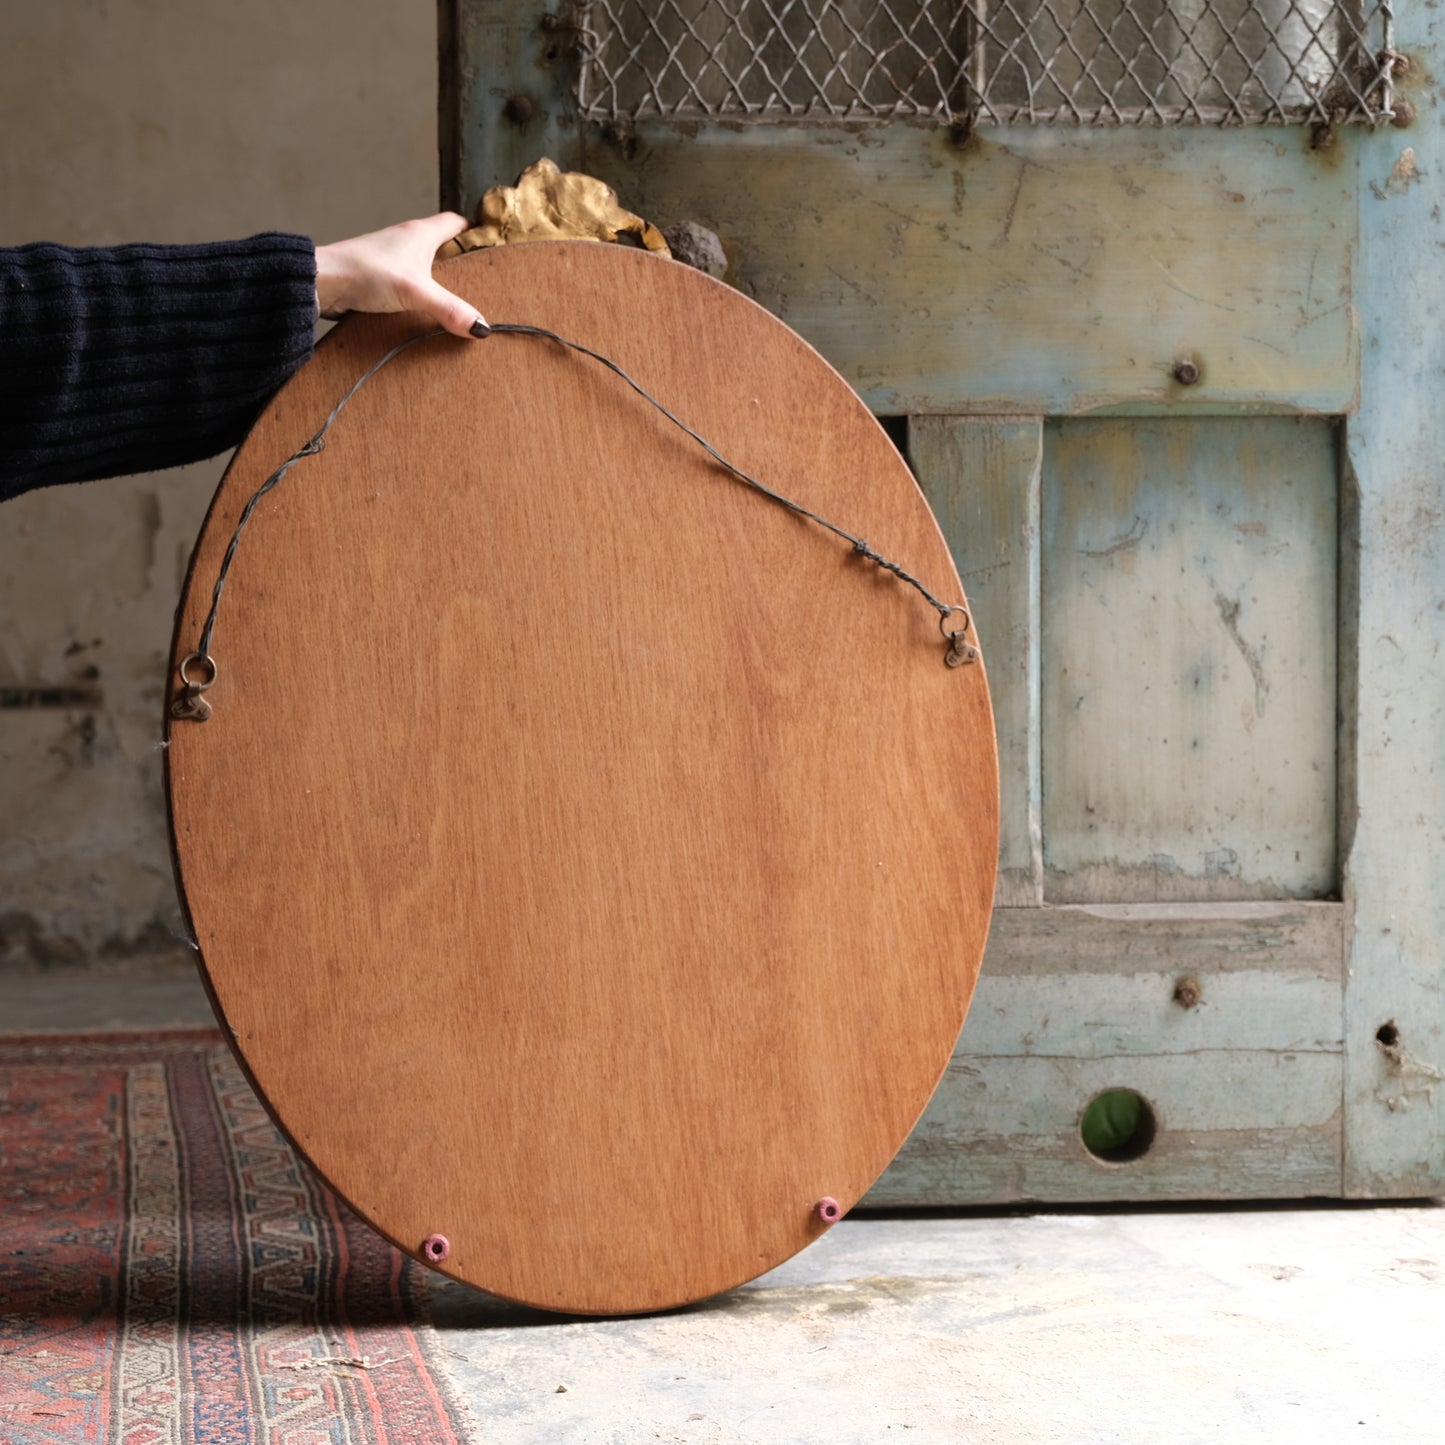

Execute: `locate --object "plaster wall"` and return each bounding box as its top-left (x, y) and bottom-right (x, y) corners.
top-left (1, 3), bottom-right (439, 971)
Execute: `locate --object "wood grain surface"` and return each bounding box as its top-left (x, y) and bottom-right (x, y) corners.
top-left (166, 241), bottom-right (999, 1315)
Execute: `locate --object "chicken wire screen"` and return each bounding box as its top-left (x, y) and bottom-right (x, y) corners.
top-left (574, 0), bottom-right (1396, 125)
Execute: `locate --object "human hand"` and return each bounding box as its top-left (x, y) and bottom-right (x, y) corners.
top-left (314, 213), bottom-right (488, 338)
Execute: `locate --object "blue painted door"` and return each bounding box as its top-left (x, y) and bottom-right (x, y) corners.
top-left (444, 0), bottom-right (1444, 1199)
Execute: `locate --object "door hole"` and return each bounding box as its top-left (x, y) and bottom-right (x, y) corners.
top-left (1080, 1089), bottom-right (1157, 1164)
top-left (1376, 1021), bottom-right (1404, 1067)
top-left (877, 414), bottom-right (911, 471)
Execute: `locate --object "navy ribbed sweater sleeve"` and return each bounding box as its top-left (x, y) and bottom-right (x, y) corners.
top-left (0, 233), bottom-right (318, 502)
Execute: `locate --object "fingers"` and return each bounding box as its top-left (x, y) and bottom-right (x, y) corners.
top-left (409, 274), bottom-right (488, 340)
top-left (316, 214), bottom-right (489, 336)
top-left (411, 213), bottom-right (488, 337)
top-left (412, 211), bottom-right (473, 252)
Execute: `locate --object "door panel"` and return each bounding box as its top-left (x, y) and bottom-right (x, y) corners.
top-left (443, 5), bottom-right (1360, 415)
top-left (1041, 416), bottom-right (1338, 902)
top-left (1342, 110), bottom-right (1445, 1198)
top-left (872, 1048), bottom-right (1344, 1202)
top-left (869, 900), bottom-right (1344, 1203)
top-left (911, 416), bottom-right (1043, 906)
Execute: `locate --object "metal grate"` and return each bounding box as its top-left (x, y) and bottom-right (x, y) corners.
top-left (574, 0), bottom-right (1396, 126)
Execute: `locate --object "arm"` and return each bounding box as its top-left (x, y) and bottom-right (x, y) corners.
top-left (1, 214), bottom-right (482, 503)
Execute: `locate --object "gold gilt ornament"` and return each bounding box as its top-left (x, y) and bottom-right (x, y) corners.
top-left (438, 157), bottom-right (671, 257)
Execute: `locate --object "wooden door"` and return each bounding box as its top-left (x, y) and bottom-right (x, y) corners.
top-left (443, 0), bottom-right (1445, 1200)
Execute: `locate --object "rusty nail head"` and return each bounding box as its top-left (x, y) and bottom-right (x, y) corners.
top-left (1173, 358), bottom-right (1201, 386)
top-left (1172, 977), bottom-right (1202, 1010)
top-left (1391, 100), bottom-right (1416, 129)
top-left (504, 94), bottom-right (535, 125)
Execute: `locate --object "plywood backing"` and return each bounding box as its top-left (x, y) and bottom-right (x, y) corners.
top-left (166, 241), bottom-right (998, 1315)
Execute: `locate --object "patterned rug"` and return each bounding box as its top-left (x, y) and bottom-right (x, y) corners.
top-left (0, 1031), bottom-right (475, 1444)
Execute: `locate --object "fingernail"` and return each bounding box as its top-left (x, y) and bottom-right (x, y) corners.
top-left (470, 318), bottom-right (491, 338)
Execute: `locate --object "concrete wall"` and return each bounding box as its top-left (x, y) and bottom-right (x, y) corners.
top-left (1, 4), bottom-right (439, 972)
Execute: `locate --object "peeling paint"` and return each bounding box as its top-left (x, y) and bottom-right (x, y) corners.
top-left (1375, 1023), bottom-right (1445, 1113)
top-left (0, 911), bottom-right (186, 971)
top-left (1078, 515), bottom-right (1148, 558)
top-left (1214, 591), bottom-right (1271, 716)
top-left (1388, 147), bottom-right (1420, 195)
top-left (138, 490), bottom-right (162, 596)
top-left (556, 124), bottom-right (1361, 414)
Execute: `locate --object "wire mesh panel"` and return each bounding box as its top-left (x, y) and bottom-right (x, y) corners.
top-left (574, 0), bottom-right (1396, 124)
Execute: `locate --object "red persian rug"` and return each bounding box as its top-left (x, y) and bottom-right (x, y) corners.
top-left (0, 1031), bottom-right (475, 1444)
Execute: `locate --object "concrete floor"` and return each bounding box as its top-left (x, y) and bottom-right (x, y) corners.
top-left (6, 967), bottom-right (1443, 1445)
top-left (428, 1205), bottom-right (1445, 1445)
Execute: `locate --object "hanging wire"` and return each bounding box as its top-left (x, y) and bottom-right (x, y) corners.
top-left (170, 321), bottom-right (974, 720)
top-left (491, 323), bottom-right (959, 614)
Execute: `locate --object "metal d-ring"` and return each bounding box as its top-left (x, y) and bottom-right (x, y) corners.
top-left (171, 653), bottom-right (217, 722)
top-left (940, 606), bottom-right (979, 668)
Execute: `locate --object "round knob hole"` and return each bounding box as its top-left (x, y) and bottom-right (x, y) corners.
top-left (1080, 1089), bottom-right (1157, 1164)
